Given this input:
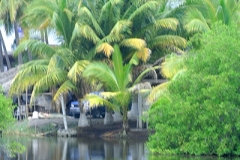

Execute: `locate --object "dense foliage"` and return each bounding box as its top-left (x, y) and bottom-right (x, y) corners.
top-left (148, 23), bottom-right (240, 156)
top-left (0, 87), bottom-right (14, 130)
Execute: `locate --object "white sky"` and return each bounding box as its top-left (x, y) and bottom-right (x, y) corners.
top-left (0, 26), bottom-right (15, 52)
top-left (0, 26), bottom-right (59, 52)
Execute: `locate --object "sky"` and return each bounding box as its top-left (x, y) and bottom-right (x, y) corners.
top-left (0, 26), bottom-right (15, 52)
top-left (0, 26), bottom-right (59, 52)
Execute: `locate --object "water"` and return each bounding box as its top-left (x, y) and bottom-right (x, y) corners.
top-left (0, 136), bottom-right (237, 160)
top-left (0, 136), bottom-right (148, 160)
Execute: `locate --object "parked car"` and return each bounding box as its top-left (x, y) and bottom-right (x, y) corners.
top-left (69, 101), bottom-right (80, 118)
top-left (86, 105), bottom-right (106, 118)
top-left (69, 100), bottom-right (105, 118)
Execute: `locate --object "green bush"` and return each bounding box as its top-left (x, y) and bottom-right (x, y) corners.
top-left (0, 87), bottom-right (15, 130)
top-left (148, 22), bottom-right (240, 156)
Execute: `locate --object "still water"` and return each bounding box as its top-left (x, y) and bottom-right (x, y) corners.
top-left (0, 136), bottom-right (148, 160)
top-left (0, 136), bottom-right (237, 160)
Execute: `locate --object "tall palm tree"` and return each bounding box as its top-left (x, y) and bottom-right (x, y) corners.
top-left (0, 0), bottom-right (31, 65)
top-left (82, 44), bottom-right (159, 136)
top-left (11, 0), bottom-right (97, 127)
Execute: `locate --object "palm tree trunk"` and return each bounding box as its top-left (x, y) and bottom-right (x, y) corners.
top-left (60, 94), bottom-right (68, 130)
top-left (78, 99), bottom-right (89, 127)
top-left (122, 107), bottom-right (129, 137)
top-left (14, 21), bottom-right (22, 65)
top-left (0, 31), bottom-right (11, 69)
top-left (104, 111), bottom-right (113, 125)
top-left (40, 30), bottom-right (44, 42)
top-left (44, 29), bottom-right (49, 44)
top-left (0, 38), bottom-right (4, 72)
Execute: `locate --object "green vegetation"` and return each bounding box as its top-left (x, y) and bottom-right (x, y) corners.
top-left (148, 22), bottom-right (240, 156)
top-left (0, 87), bottom-right (14, 130)
top-left (83, 44), bottom-right (156, 136)
top-left (1, 0), bottom-right (240, 157)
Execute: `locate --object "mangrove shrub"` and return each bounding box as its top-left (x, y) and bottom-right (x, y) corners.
top-left (148, 22), bottom-right (240, 156)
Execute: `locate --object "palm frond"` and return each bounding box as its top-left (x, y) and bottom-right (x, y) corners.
top-left (14, 39), bottom-right (56, 58)
top-left (136, 47), bottom-right (151, 62)
top-left (99, 0), bottom-right (123, 23)
top-left (96, 43), bottom-right (114, 58)
top-left (9, 60), bottom-right (49, 95)
top-left (112, 45), bottom-right (124, 87)
top-left (68, 60), bottom-right (90, 83)
top-left (161, 54), bottom-right (186, 79)
top-left (63, 8), bottom-right (74, 22)
top-left (155, 18), bottom-right (179, 30)
top-left (102, 20), bottom-right (132, 43)
top-left (99, 91), bottom-right (121, 100)
top-left (109, 20), bottom-right (132, 35)
top-left (72, 23), bottom-right (100, 44)
top-left (128, 1), bottom-right (158, 21)
top-left (78, 6), bottom-right (105, 36)
top-left (38, 18), bottom-right (51, 30)
top-left (120, 38), bottom-right (146, 50)
top-left (147, 81), bottom-right (170, 103)
top-left (31, 69), bottom-right (68, 99)
top-left (184, 8), bottom-right (210, 33)
top-left (150, 35), bottom-right (187, 49)
top-left (84, 94), bottom-right (116, 110)
top-left (53, 80), bottom-right (76, 101)
top-left (82, 62), bottom-right (119, 91)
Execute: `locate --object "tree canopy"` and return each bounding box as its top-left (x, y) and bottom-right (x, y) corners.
top-left (148, 22), bottom-right (240, 156)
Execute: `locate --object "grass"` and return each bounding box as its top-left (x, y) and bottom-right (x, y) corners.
top-left (3, 120), bottom-right (58, 136)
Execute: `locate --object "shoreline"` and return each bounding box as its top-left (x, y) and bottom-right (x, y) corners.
top-left (4, 115), bottom-right (152, 140)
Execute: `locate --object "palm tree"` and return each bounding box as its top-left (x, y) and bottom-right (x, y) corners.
top-left (11, 0), bottom-right (97, 127)
top-left (181, 0), bottom-right (240, 34)
top-left (0, 0), bottom-right (31, 65)
top-left (82, 44), bottom-right (159, 136)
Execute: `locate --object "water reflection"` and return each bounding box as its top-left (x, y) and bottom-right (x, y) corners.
top-left (0, 136), bottom-right (148, 160)
top-left (0, 136), bottom-right (234, 160)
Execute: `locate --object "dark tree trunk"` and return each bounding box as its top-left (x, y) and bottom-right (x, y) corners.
top-left (44, 29), bottom-right (49, 44)
top-left (0, 38), bottom-right (3, 72)
top-left (0, 31), bottom-right (11, 69)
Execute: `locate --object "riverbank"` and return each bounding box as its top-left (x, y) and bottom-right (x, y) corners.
top-left (4, 114), bottom-right (153, 140)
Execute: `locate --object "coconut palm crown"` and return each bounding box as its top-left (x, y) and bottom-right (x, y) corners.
top-left (82, 44), bottom-right (160, 136)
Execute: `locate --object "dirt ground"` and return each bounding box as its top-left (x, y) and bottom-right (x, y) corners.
top-left (24, 114), bottom-right (153, 140)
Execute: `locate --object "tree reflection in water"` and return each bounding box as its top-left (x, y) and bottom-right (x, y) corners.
top-left (0, 136), bottom-right (148, 160)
